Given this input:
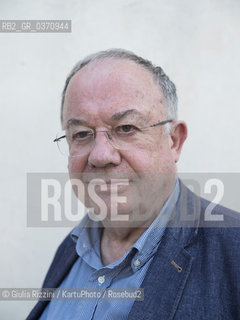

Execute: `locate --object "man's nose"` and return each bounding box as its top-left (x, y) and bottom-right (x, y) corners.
top-left (88, 131), bottom-right (121, 168)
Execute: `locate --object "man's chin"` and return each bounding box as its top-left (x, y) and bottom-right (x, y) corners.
top-left (86, 201), bottom-right (157, 229)
top-left (92, 181), bottom-right (130, 194)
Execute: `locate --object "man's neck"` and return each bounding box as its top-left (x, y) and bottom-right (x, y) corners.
top-left (100, 225), bottom-right (147, 266)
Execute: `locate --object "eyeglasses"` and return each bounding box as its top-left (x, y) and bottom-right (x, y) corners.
top-left (53, 119), bottom-right (173, 157)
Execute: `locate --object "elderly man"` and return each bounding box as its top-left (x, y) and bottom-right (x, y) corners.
top-left (27, 49), bottom-right (240, 320)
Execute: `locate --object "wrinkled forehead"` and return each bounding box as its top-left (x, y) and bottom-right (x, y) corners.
top-left (63, 59), bottom-right (167, 126)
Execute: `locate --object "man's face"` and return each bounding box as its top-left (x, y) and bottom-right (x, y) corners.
top-left (62, 59), bottom-right (186, 227)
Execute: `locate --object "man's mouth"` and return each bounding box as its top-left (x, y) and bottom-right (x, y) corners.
top-left (87, 179), bottom-right (131, 193)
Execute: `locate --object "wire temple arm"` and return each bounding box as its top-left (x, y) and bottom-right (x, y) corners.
top-left (53, 135), bottom-right (66, 143)
top-left (150, 119), bottom-right (173, 127)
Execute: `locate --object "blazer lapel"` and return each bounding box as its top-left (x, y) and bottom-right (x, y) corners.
top-left (128, 182), bottom-right (200, 320)
top-left (128, 228), bottom-right (194, 320)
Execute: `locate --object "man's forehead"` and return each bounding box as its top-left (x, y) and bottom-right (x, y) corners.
top-left (63, 58), bottom-right (167, 124)
top-left (66, 58), bottom-right (161, 96)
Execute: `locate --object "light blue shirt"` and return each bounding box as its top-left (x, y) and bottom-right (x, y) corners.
top-left (40, 180), bottom-right (179, 320)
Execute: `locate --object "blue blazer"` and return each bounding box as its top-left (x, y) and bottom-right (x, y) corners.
top-left (27, 182), bottom-right (240, 319)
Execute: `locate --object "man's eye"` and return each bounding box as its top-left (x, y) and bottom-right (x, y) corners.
top-left (72, 131), bottom-right (92, 140)
top-left (116, 125), bottom-right (137, 134)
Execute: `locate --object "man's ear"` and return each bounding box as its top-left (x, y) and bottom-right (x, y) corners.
top-left (169, 121), bottom-right (187, 163)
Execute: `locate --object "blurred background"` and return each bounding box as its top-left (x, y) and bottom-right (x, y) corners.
top-left (0, 0), bottom-right (240, 318)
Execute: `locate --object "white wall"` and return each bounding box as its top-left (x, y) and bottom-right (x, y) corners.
top-left (0, 0), bottom-right (240, 318)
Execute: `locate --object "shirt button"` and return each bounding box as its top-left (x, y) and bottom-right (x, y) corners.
top-left (134, 259), bottom-right (141, 267)
top-left (98, 275), bottom-right (105, 284)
